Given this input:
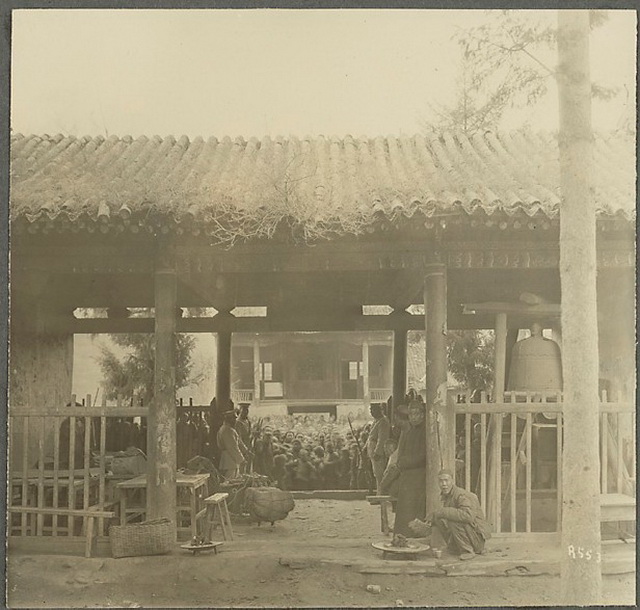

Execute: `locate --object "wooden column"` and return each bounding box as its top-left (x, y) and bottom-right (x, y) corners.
top-left (558, 11), bottom-right (601, 603)
top-left (504, 327), bottom-right (519, 387)
top-left (487, 312), bottom-right (507, 530)
top-left (362, 337), bottom-right (370, 405)
top-left (424, 264), bottom-right (451, 515)
top-left (217, 331), bottom-right (232, 411)
top-left (392, 329), bottom-right (407, 409)
top-left (148, 255), bottom-right (177, 531)
top-left (253, 337), bottom-right (261, 405)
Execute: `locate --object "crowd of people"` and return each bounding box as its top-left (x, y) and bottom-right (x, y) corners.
top-left (212, 392), bottom-right (490, 559)
top-left (217, 404), bottom-right (396, 492)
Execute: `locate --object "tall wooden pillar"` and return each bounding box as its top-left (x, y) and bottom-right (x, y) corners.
top-left (253, 337), bottom-right (261, 405)
top-left (148, 255), bottom-right (177, 530)
top-left (362, 338), bottom-right (370, 405)
top-left (217, 331), bottom-right (232, 411)
top-left (504, 327), bottom-right (519, 387)
top-left (392, 329), bottom-right (407, 409)
top-left (487, 312), bottom-right (507, 530)
top-left (424, 264), bottom-right (451, 515)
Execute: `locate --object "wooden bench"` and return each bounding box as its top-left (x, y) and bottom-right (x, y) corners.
top-left (8, 507), bottom-right (116, 558)
top-left (366, 495), bottom-right (394, 535)
top-left (203, 492), bottom-right (234, 541)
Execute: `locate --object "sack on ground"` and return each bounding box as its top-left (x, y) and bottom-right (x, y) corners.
top-left (244, 486), bottom-right (295, 524)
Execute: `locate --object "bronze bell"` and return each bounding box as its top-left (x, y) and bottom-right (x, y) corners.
top-left (507, 323), bottom-right (563, 393)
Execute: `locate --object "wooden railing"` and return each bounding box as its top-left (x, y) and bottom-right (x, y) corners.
top-left (452, 391), bottom-right (635, 534)
top-left (231, 389), bottom-right (254, 404)
top-left (370, 388), bottom-right (392, 402)
top-left (9, 394), bottom-right (148, 539)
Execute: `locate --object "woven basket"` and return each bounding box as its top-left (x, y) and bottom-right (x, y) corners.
top-left (109, 518), bottom-right (173, 558)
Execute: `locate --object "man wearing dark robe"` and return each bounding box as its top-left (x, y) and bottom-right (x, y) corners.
top-left (393, 400), bottom-right (427, 537)
top-left (409, 468), bottom-right (491, 559)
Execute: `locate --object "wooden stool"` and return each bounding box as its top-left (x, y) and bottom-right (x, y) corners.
top-left (367, 495), bottom-right (393, 535)
top-left (204, 492), bottom-right (234, 541)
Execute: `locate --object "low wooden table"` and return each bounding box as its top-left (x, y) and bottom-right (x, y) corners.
top-left (115, 473), bottom-right (210, 539)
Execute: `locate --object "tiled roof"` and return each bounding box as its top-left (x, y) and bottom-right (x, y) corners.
top-left (10, 131), bottom-right (635, 239)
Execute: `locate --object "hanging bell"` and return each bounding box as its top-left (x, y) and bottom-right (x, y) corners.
top-left (507, 322), bottom-right (563, 394)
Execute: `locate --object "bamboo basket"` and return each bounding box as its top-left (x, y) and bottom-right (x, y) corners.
top-left (109, 518), bottom-right (173, 558)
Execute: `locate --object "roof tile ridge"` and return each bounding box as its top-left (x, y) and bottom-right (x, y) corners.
top-left (165, 135), bottom-right (206, 198)
top-left (181, 136), bottom-right (219, 195)
top-left (411, 134), bottom-right (443, 202)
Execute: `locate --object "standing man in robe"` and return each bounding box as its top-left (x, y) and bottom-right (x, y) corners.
top-left (393, 400), bottom-right (427, 537)
top-left (235, 404), bottom-right (252, 472)
top-left (217, 410), bottom-right (248, 480)
top-left (366, 403), bottom-right (391, 494)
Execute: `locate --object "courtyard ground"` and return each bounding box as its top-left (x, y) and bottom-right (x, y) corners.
top-left (7, 499), bottom-right (636, 608)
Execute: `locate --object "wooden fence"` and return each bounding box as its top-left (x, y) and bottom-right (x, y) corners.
top-left (9, 394), bottom-right (149, 539)
top-left (453, 390), bottom-right (635, 533)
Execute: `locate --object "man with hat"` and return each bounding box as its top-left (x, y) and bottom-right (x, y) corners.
top-left (409, 468), bottom-right (491, 560)
top-left (217, 410), bottom-right (249, 480)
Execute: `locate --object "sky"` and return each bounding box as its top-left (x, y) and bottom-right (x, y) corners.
top-left (10, 9), bottom-right (637, 139)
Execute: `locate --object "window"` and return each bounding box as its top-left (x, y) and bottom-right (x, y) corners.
top-left (348, 361), bottom-right (364, 380)
top-left (260, 362), bottom-right (273, 381)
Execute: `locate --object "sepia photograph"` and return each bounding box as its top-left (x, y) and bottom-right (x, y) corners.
top-left (5, 6), bottom-right (637, 608)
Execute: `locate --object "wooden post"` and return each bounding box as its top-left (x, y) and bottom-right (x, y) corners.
top-left (392, 329), bottom-right (407, 410)
top-left (558, 10), bottom-right (601, 603)
top-left (362, 337), bottom-right (370, 405)
top-left (147, 247), bottom-right (177, 535)
top-left (424, 264), bottom-right (450, 515)
top-left (487, 313), bottom-right (507, 530)
top-left (493, 314), bottom-right (508, 404)
top-left (504, 327), bottom-right (519, 387)
top-left (253, 337), bottom-right (261, 406)
top-left (217, 331), bottom-right (232, 411)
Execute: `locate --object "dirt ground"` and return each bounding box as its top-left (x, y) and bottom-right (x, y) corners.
top-left (7, 499), bottom-right (636, 608)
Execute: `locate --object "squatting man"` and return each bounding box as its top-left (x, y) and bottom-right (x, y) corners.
top-left (408, 469), bottom-right (491, 560)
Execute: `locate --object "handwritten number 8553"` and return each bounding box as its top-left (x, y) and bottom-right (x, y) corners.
top-left (567, 545), bottom-right (601, 562)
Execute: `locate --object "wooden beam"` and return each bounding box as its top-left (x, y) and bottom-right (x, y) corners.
top-left (462, 302), bottom-right (561, 317)
top-left (47, 310), bottom-right (501, 334)
top-left (12, 238), bottom-right (633, 275)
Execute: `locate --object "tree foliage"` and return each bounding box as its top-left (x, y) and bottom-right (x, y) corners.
top-left (98, 333), bottom-right (197, 405)
top-left (408, 329), bottom-right (494, 393)
top-left (427, 10), bottom-right (617, 135)
top-left (446, 330), bottom-right (494, 392)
